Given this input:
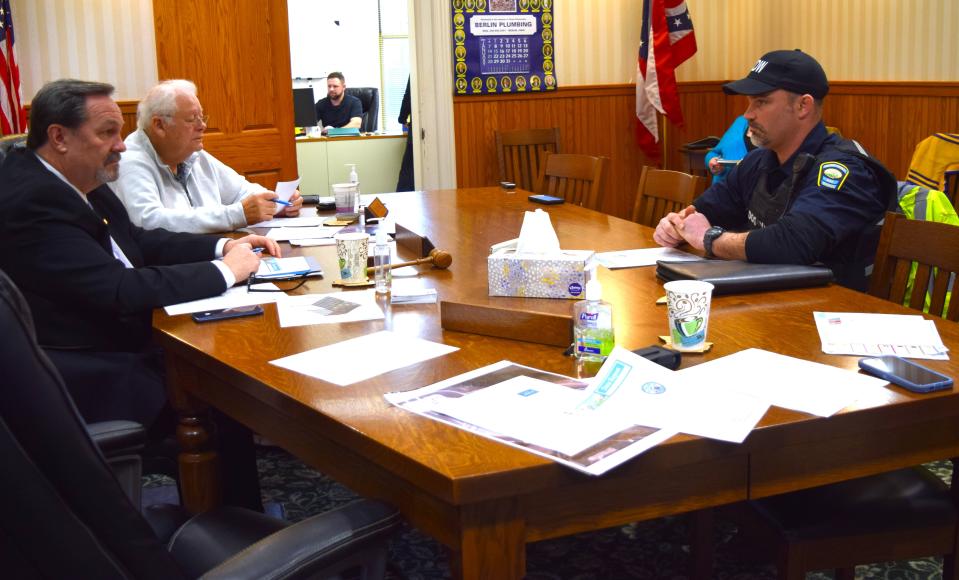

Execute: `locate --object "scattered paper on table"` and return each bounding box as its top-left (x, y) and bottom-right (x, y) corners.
top-left (252, 206), bottom-right (327, 228)
top-left (267, 225), bottom-right (341, 241)
top-left (588, 347), bottom-right (768, 443)
top-left (276, 290), bottom-right (384, 327)
top-left (813, 311), bottom-right (949, 360)
top-left (391, 288), bottom-right (437, 304)
top-left (595, 247), bottom-right (702, 269)
top-left (385, 360), bottom-right (677, 476)
top-left (678, 348), bottom-right (888, 417)
top-left (164, 283), bottom-right (283, 316)
top-left (270, 330), bottom-right (458, 386)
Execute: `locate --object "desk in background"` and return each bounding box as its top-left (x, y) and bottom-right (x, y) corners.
top-left (154, 188), bottom-right (959, 579)
top-left (295, 133), bottom-right (406, 196)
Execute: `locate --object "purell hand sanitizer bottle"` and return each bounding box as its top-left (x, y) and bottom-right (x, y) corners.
top-left (573, 265), bottom-right (615, 361)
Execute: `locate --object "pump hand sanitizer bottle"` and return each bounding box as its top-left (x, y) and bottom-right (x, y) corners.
top-left (346, 163), bottom-right (360, 214)
top-left (573, 265), bottom-right (615, 361)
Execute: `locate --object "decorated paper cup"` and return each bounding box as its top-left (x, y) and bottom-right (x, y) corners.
top-left (664, 280), bottom-right (714, 351)
top-left (334, 232), bottom-right (369, 283)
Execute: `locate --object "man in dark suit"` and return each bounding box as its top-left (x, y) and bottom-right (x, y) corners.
top-left (0, 79), bottom-right (277, 508)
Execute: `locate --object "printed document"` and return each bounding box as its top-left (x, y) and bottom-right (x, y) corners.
top-left (678, 348), bottom-right (889, 417)
top-left (270, 330), bottom-right (458, 386)
top-left (813, 311), bottom-right (949, 360)
top-left (586, 347), bottom-right (769, 443)
top-left (594, 247), bottom-right (702, 269)
top-left (385, 361), bottom-right (677, 476)
top-left (251, 206), bottom-right (328, 228)
top-left (164, 283), bottom-right (283, 316)
top-left (275, 290), bottom-right (384, 327)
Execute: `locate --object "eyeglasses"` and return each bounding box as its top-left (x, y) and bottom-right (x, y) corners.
top-left (246, 272), bottom-right (310, 293)
top-left (181, 114), bottom-right (209, 126)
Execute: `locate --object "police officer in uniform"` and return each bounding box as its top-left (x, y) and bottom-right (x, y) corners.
top-left (654, 49), bottom-right (895, 291)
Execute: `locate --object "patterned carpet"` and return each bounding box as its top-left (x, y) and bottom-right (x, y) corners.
top-left (146, 451), bottom-right (953, 579)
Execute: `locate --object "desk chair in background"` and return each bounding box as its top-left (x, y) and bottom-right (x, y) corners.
top-left (535, 152), bottom-right (607, 211)
top-left (344, 87), bottom-right (379, 133)
top-left (0, 269), bottom-right (400, 579)
top-left (0, 134), bottom-right (27, 165)
top-left (495, 127), bottom-right (562, 191)
top-left (711, 211), bottom-right (959, 580)
top-left (631, 166), bottom-right (704, 227)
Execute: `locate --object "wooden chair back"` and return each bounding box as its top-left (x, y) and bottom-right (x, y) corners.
top-left (945, 170), bottom-right (959, 208)
top-left (495, 128), bottom-right (561, 191)
top-left (631, 166), bottom-right (703, 227)
top-left (869, 211), bottom-right (959, 321)
top-left (536, 153), bottom-right (606, 210)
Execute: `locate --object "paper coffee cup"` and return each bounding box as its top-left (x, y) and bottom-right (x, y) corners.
top-left (664, 280), bottom-right (714, 351)
top-left (334, 232), bottom-right (369, 283)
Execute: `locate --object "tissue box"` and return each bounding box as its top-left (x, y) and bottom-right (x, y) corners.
top-left (488, 249), bottom-right (594, 299)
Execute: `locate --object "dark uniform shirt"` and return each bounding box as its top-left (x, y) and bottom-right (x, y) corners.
top-left (315, 94), bottom-right (363, 128)
top-left (693, 122), bottom-right (892, 291)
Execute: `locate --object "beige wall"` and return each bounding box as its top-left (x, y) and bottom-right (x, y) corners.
top-left (556, 0), bottom-right (959, 85)
top-left (11, 0), bottom-right (158, 100)
top-left (11, 0), bottom-right (957, 102)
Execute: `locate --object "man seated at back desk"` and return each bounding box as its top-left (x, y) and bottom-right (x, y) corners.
top-left (314, 71), bottom-right (362, 135)
top-left (0, 79), bottom-right (277, 509)
top-left (113, 79), bottom-right (303, 234)
top-left (653, 49), bottom-right (896, 292)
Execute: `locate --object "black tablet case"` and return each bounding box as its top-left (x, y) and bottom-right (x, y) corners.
top-left (655, 260), bottom-right (833, 295)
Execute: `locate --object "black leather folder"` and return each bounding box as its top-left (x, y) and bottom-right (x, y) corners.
top-left (655, 260), bottom-right (833, 295)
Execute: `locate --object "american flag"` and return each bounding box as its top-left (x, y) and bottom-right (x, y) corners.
top-left (636, 0), bottom-right (696, 159)
top-left (0, 0), bottom-right (26, 136)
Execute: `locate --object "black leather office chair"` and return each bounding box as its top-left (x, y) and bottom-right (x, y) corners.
top-left (345, 87), bottom-right (379, 133)
top-left (0, 269), bottom-right (401, 579)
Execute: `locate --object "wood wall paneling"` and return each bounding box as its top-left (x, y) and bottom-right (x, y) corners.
top-left (455, 82), bottom-right (959, 220)
top-left (151, 0), bottom-right (296, 189)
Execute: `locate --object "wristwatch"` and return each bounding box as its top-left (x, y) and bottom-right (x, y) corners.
top-left (703, 226), bottom-right (725, 259)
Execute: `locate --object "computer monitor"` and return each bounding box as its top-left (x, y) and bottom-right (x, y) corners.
top-left (292, 87), bottom-right (318, 128)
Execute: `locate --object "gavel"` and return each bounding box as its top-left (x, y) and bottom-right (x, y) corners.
top-left (366, 248), bottom-right (453, 274)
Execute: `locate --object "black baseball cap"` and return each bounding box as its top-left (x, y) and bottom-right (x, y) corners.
top-left (723, 49), bottom-right (829, 99)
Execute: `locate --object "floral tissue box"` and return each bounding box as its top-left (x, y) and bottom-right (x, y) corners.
top-left (488, 249), bottom-right (594, 299)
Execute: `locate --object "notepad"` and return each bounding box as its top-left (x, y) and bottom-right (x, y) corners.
top-left (255, 256), bottom-right (321, 279)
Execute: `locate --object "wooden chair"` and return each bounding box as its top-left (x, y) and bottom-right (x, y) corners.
top-left (945, 170), bottom-right (959, 208)
top-left (870, 211), bottom-right (959, 319)
top-left (707, 212), bottom-right (959, 580)
top-left (495, 128), bottom-right (561, 191)
top-left (535, 152), bottom-right (606, 210)
top-left (630, 166), bottom-right (704, 227)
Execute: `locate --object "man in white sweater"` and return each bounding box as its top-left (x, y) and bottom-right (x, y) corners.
top-left (112, 79), bottom-right (302, 233)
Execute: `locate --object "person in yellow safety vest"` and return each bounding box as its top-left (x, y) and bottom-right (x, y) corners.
top-left (896, 181), bottom-right (959, 315)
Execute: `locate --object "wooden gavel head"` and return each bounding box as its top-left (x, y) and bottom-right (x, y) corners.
top-left (426, 248), bottom-right (453, 269)
top-left (367, 248), bottom-right (453, 274)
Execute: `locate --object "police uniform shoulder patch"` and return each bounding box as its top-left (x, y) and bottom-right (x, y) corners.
top-left (817, 161), bottom-right (850, 190)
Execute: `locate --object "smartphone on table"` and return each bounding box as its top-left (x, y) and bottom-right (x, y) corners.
top-left (192, 305), bottom-right (264, 323)
top-left (858, 355), bottom-right (953, 393)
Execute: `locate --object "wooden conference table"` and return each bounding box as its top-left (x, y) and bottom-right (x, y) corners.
top-left (154, 187), bottom-right (959, 579)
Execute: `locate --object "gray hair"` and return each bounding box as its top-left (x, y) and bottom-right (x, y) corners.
top-left (137, 79), bottom-right (198, 131)
top-left (27, 79), bottom-right (115, 150)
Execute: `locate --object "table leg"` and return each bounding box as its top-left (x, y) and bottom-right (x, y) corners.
top-left (165, 355), bottom-right (220, 513)
top-left (689, 508), bottom-right (715, 580)
top-left (449, 499), bottom-right (526, 580)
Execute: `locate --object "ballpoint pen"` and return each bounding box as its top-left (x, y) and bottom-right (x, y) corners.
top-left (273, 199), bottom-right (292, 207)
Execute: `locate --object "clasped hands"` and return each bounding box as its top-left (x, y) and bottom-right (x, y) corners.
top-left (222, 234), bottom-right (281, 283)
top-left (242, 190), bottom-right (304, 225)
top-left (653, 205), bottom-right (711, 251)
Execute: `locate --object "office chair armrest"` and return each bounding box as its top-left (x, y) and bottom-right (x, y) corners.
top-left (87, 420), bottom-right (146, 457)
top-left (200, 499), bottom-right (401, 580)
